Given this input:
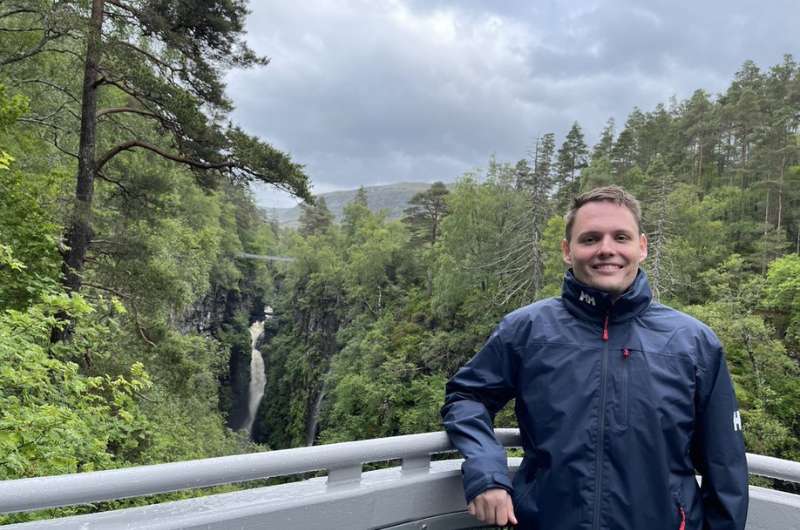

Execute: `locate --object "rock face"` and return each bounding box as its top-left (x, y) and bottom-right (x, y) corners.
top-left (179, 287), bottom-right (265, 432)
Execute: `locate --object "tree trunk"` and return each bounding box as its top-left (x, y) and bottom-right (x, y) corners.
top-left (777, 153), bottom-right (785, 231)
top-left (52, 0), bottom-right (104, 343)
top-left (762, 188), bottom-right (770, 274)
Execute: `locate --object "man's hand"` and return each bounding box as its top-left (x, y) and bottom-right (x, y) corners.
top-left (467, 488), bottom-right (518, 526)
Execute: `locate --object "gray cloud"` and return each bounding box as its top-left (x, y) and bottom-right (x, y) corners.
top-left (230, 0), bottom-right (798, 207)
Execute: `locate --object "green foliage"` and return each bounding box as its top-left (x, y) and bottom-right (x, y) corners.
top-left (0, 83), bottom-right (63, 308)
top-left (683, 256), bottom-right (800, 459)
top-left (262, 56), bottom-right (800, 469)
top-left (403, 181), bottom-right (449, 246)
top-left (764, 254), bottom-right (800, 352)
top-left (298, 196), bottom-right (334, 237)
top-left (0, 295), bottom-right (151, 482)
top-left (2, 22), bottom-right (800, 524)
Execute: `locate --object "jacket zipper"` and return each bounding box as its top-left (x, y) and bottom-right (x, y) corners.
top-left (592, 311), bottom-right (611, 529)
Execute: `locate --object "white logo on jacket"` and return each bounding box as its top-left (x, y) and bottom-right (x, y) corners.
top-left (579, 291), bottom-right (596, 306)
top-left (733, 410), bottom-right (742, 431)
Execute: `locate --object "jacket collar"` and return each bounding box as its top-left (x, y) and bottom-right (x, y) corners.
top-left (561, 268), bottom-right (652, 323)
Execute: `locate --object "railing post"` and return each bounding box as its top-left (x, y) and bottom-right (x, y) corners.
top-left (401, 455), bottom-right (431, 476)
top-left (326, 464), bottom-right (362, 489)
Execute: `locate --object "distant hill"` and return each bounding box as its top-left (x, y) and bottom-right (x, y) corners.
top-left (252, 182), bottom-right (450, 227)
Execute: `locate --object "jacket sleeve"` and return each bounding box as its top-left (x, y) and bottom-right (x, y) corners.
top-left (691, 337), bottom-right (749, 530)
top-left (440, 321), bottom-right (517, 503)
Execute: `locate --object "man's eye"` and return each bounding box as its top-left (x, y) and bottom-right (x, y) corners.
top-left (616, 235), bottom-right (630, 241)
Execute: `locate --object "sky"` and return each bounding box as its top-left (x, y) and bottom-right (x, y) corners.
top-left (226, 0), bottom-right (798, 208)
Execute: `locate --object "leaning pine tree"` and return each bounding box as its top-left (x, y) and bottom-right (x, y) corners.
top-left (16, 0), bottom-right (312, 341)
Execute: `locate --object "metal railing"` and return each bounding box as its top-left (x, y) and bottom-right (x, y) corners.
top-left (1, 429), bottom-right (799, 529)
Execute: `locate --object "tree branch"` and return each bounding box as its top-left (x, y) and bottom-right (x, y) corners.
top-left (0, 8), bottom-right (38, 19)
top-left (39, 47), bottom-right (82, 60)
top-left (18, 116), bottom-right (69, 130)
top-left (83, 281), bottom-right (156, 348)
top-left (83, 281), bottom-right (128, 300)
top-left (104, 0), bottom-right (139, 17)
top-left (0, 35), bottom-right (49, 66)
top-left (96, 139), bottom-right (234, 172)
top-left (111, 39), bottom-right (184, 76)
top-left (12, 78), bottom-right (81, 104)
top-left (95, 170), bottom-right (130, 195)
top-left (97, 77), bottom-right (160, 115)
top-left (96, 106), bottom-right (161, 120)
top-left (51, 131), bottom-right (78, 159)
top-left (0, 25), bottom-right (45, 32)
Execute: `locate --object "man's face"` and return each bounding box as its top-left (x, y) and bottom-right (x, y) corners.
top-left (561, 201), bottom-right (648, 295)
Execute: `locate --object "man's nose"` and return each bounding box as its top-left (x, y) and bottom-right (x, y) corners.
top-left (597, 235), bottom-right (616, 255)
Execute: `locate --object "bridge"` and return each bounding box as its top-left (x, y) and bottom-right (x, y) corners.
top-left (236, 253), bottom-right (296, 262)
top-left (1, 429), bottom-right (798, 529)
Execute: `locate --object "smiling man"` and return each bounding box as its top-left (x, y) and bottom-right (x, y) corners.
top-left (442, 186), bottom-right (748, 529)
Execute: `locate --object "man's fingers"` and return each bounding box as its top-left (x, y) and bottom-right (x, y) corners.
top-left (474, 500), bottom-right (486, 523)
top-left (506, 495), bottom-right (518, 525)
top-left (468, 489), bottom-right (515, 525)
top-left (494, 502), bottom-right (508, 526)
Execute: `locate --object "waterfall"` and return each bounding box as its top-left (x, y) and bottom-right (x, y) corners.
top-left (243, 307), bottom-right (271, 435)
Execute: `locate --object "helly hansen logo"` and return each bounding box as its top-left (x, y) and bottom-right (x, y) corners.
top-left (579, 291), bottom-right (596, 306)
top-left (733, 410), bottom-right (742, 432)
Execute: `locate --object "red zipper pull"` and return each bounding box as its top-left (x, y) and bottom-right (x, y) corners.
top-left (678, 506), bottom-right (686, 530)
top-left (601, 315), bottom-right (609, 341)
top-left (623, 348), bottom-right (630, 359)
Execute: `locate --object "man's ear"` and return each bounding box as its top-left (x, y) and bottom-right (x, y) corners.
top-left (561, 239), bottom-right (572, 265)
top-left (639, 233), bottom-right (648, 261)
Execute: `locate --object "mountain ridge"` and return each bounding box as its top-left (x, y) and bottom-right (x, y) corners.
top-left (251, 181), bottom-right (451, 226)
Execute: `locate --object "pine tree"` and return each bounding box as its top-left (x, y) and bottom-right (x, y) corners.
top-left (682, 90), bottom-right (717, 189)
top-left (555, 122), bottom-right (588, 210)
top-left (1, 1), bottom-right (312, 341)
top-left (342, 186), bottom-right (371, 237)
top-left (299, 196), bottom-right (334, 237)
top-left (592, 118), bottom-right (615, 162)
top-left (402, 182), bottom-right (449, 246)
top-left (530, 133), bottom-right (556, 192)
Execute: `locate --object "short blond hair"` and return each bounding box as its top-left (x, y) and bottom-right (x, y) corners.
top-left (564, 186), bottom-right (642, 241)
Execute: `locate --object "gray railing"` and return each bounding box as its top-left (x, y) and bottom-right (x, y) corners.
top-left (1, 429), bottom-right (799, 529)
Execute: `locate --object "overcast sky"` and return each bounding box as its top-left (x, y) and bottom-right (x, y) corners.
top-left (227, 0), bottom-right (798, 208)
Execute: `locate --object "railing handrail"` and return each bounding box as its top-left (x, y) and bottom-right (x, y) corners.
top-left (0, 429), bottom-right (798, 515)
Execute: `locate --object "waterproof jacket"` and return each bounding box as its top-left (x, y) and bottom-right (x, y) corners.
top-left (442, 270), bottom-right (748, 530)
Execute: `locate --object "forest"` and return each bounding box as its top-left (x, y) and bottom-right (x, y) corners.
top-left (1, 0), bottom-right (800, 523)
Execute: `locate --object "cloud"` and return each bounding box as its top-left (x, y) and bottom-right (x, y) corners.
top-left (229, 0), bottom-right (797, 207)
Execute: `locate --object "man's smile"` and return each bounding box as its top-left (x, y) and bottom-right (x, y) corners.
top-left (591, 263), bottom-right (624, 272)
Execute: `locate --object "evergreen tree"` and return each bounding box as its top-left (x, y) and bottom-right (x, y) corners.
top-left (528, 133), bottom-right (556, 193)
top-left (592, 118), bottom-right (615, 162)
top-left (299, 196), bottom-right (334, 237)
top-left (342, 186), bottom-right (371, 237)
top-left (402, 182), bottom-right (449, 246)
top-left (611, 112), bottom-right (641, 182)
top-left (1, 0), bottom-right (311, 340)
top-left (681, 90), bottom-right (718, 189)
top-left (555, 122), bottom-right (588, 210)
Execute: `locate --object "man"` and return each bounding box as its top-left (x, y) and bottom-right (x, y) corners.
top-left (441, 186), bottom-right (748, 529)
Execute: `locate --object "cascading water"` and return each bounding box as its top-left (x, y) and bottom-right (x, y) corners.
top-left (243, 307), bottom-right (271, 435)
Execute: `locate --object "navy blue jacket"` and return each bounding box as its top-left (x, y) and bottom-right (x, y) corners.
top-left (442, 271), bottom-right (748, 530)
